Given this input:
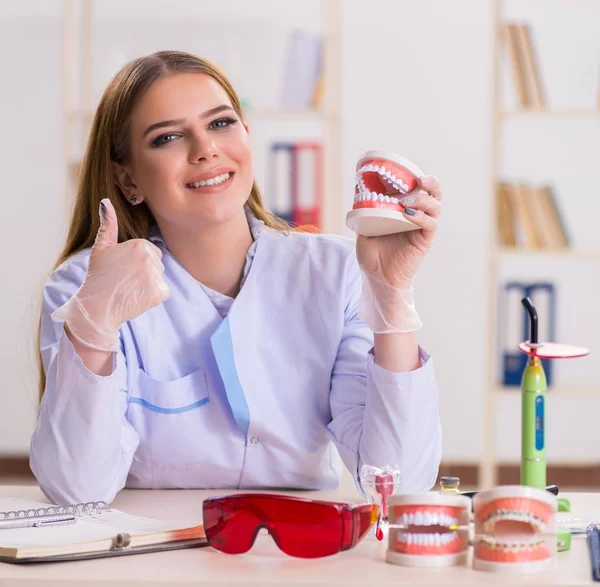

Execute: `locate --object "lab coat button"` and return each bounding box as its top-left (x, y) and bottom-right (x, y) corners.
top-left (250, 436), bottom-right (260, 445)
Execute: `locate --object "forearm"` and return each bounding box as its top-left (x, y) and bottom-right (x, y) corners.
top-left (373, 331), bottom-right (420, 372)
top-left (31, 330), bottom-right (136, 503)
top-left (359, 352), bottom-right (442, 492)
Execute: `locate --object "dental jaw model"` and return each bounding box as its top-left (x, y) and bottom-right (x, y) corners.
top-left (386, 493), bottom-right (471, 567)
top-left (346, 150), bottom-right (424, 237)
top-left (472, 485), bottom-right (557, 573)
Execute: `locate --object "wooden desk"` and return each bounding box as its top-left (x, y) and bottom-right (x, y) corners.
top-left (0, 485), bottom-right (598, 586)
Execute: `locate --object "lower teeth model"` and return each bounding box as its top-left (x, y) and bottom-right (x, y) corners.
top-left (472, 486), bottom-right (557, 573)
top-left (345, 150), bottom-right (424, 237)
top-left (386, 493), bottom-right (471, 567)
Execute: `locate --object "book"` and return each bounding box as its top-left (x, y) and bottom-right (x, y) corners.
top-left (500, 21), bottom-right (546, 110)
top-left (516, 23), bottom-right (546, 110)
top-left (495, 182), bottom-right (569, 250)
top-left (0, 498), bottom-right (206, 563)
top-left (291, 141), bottom-right (323, 229)
top-left (501, 22), bottom-right (529, 109)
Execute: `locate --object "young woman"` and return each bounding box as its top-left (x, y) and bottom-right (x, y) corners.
top-left (30, 51), bottom-right (443, 505)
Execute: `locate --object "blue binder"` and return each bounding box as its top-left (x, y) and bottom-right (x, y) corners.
top-left (268, 142), bottom-right (295, 224)
top-left (501, 282), bottom-right (556, 387)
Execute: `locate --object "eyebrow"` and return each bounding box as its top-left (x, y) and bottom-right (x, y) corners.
top-left (142, 105), bottom-right (236, 138)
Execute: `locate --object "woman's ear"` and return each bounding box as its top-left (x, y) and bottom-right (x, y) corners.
top-left (111, 161), bottom-right (142, 204)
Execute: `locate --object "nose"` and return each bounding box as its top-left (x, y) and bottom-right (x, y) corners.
top-left (188, 131), bottom-right (218, 164)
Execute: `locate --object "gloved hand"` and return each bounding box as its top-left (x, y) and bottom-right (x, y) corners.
top-left (51, 198), bottom-right (170, 351)
top-left (356, 176), bottom-right (442, 333)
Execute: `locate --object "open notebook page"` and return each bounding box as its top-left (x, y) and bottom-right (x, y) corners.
top-left (0, 497), bottom-right (204, 557)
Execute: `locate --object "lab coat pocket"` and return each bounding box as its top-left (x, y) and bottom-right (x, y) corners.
top-left (128, 367), bottom-right (211, 465)
top-left (130, 367), bottom-right (210, 414)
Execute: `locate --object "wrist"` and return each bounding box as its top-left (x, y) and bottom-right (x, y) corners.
top-left (64, 295), bottom-right (120, 352)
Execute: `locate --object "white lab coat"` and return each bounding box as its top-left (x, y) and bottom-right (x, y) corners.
top-left (30, 224), bottom-right (442, 505)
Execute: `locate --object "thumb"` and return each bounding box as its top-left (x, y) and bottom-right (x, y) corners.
top-left (93, 198), bottom-right (119, 251)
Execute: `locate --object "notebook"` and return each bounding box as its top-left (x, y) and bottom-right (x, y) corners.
top-left (0, 498), bottom-right (206, 563)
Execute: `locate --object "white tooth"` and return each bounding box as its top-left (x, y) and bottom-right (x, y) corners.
top-left (407, 513), bottom-right (415, 525)
top-left (384, 195), bottom-right (391, 203)
top-left (430, 513), bottom-right (439, 525)
top-left (428, 534), bottom-right (435, 545)
top-left (423, 512), bottom-right (432, 526)
top-left (434, 533), bottom-right (441, 545)
top-left (406, 534), bottom-right (413, 545)
top-left (379, 166), bottom-right (386, 174)
top-left (414, 512), bottom-right (423, 526)
top-left (206, 178), bottom-right (215, 185)
top-left (378, 193), bottom-right (385, 201)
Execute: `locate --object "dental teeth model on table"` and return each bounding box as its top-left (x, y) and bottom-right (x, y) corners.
top-left (346, 150), bottom-right (424, 237)
top-left (472, 486), bottom-right (557, 573)
top-left (386, 493), bottom-right (472, 568)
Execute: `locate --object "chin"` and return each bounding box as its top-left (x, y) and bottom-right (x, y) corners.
top-left (196, 197), bottom-right (247, 226)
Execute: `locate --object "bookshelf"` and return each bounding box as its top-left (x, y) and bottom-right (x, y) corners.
top-left (482, 0), bottom-right (600, 488)
top-left (60, 0), bottom-right (344, 235)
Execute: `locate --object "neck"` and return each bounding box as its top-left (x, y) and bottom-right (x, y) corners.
top-left (158, 208), bottom-right (254, 298)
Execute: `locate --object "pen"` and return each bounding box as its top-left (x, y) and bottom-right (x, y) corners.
top-left (0, 514), bottom-right (77, 530)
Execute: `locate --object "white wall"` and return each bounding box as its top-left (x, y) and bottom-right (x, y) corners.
top-left (1, 0), bottom-right (598, 472)
top-left (0, 2), bottom-right (65, 454)
top-left (341, 0), bottom-right (495, 462)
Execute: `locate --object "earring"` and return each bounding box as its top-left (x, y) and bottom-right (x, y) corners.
top-left (129, 195), bottom-right (139, 206)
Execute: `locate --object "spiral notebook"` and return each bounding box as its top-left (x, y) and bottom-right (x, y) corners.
top-left (0, 498), bottom-right (206, 563)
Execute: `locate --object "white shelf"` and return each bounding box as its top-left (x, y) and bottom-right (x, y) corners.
top-left (494, 386), bottom-right (599, 399)
top-left (498, 246), bottom-right (600, 260)
top-left (244, 108), bottom-right (330, 119)
top-left (67, 107), bottom-right (332, 122)
top-left (501, 109), bottom-right (600, 120)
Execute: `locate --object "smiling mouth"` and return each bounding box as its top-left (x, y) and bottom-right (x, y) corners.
top-left (185, 172), bottom-right (234, 189)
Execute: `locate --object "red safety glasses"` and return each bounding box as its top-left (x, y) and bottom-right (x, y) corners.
top-left (202, 493), bottom-right (379, 558)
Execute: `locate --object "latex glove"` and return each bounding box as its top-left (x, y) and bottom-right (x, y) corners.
top-left (51, 198), bottom-right (170, 351)
top-left (356, 176), bottom-right (442, 333)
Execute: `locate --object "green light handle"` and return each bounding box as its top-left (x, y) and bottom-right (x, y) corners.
top-left (521, 355), bottom-right (547, 489)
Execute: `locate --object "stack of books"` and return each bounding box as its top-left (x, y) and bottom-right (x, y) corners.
top-left (496, 182), bottom-right (569, 250)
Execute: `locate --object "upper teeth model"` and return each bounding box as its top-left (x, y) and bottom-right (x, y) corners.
top-left (386, 493), bottom-right (471, 568)
top-left (186, 172), bottom-right (231, 188)
top-left (472, 485), bottom-right (557, 573)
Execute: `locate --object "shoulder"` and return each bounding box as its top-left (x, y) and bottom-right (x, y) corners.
top-left (42, 248), bottom-right (91, 311)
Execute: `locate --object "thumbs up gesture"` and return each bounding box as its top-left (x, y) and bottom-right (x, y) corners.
top-left (51, 198), bottom-right (170, 351)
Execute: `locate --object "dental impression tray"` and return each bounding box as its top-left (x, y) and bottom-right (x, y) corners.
top-left (346, 150), bottom-right (424, 237)
top-left (386, 493), bottom-right (471, 567)
top-left (472, 485), bottom-right (557, 573)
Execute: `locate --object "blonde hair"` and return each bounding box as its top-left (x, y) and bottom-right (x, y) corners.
top-left (38, 50), bottom-right (314, 399)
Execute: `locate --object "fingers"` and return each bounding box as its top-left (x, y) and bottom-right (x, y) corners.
top-left (93, 198), bottom-right (119, 251)
top-left (399, 190), bottom-right (442, 220)
top-left (403, 208), bottom-right (437, 232)
top-left (417, 175), bottom-right (442, 201)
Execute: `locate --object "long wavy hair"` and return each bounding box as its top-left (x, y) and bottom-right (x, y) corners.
top-left (37, 50), bottom-right (316, 399)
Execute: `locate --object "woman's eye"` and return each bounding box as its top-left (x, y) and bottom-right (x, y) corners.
top-left (152, 133), bottom-right (179, 147)
top-left (209, 117), bottom-right (237, 130)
